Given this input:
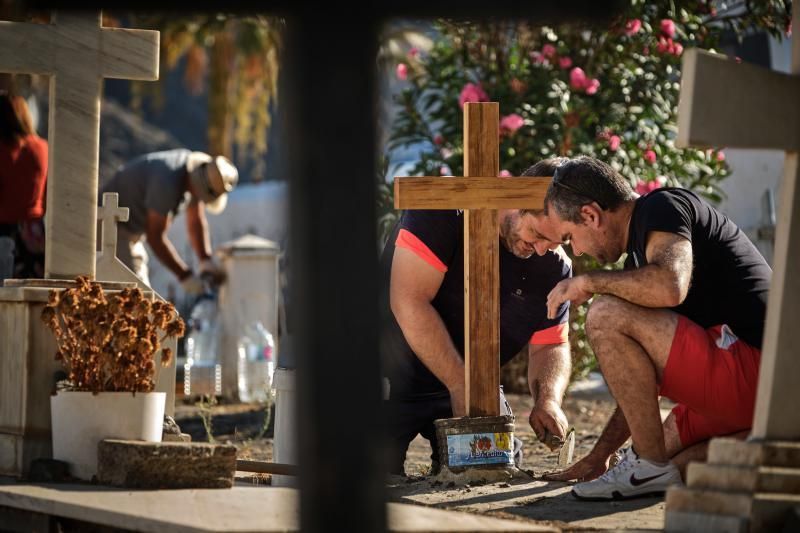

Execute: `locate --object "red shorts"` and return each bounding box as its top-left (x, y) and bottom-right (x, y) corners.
top-left (660, 316), bottom-right (761, 447)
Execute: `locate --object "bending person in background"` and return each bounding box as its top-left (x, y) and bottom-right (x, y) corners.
top-left (100, 149), bottom-right (238, 293)
top-left (0, 92), bottom-right (48, 279)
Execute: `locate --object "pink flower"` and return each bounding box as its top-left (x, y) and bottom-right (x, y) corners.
top-left (584, 78), bottom-right (600, 95)
top-left (558, 56), bottom-right (573, 69)
top-left (643, 45), bottom-right (650, 56)
top-left (433, 134), bottom-right (444, 146)
top-left (569, 67), bottom-right (587, 90)
top-left (716, 150), bottom-right (726, 162)
top-left (787, 21), bottom-right (792, 38)
top-left (396, 63), bottom-right (408, 81)
top-left (458, 82), bottom-right (489, 108)
top-left (634, 179), bottom-right (663, 195)
top-left (644, 149), bottom-right (657, 164)
top-left (657, 37), bottom-right (672, 54)
top-left (672, 42), bottom-right (684, 56)
top-left (542, 44), bottom-right (557, 58)
top-left (499, 170), bottom-right (512, 177)
top-left (440, 166), bottom-right (452, 176)
top-left (609, 135), bottom-right (621, 151)
top-left (500, 113), bottom-right (525, 134)
top-left (660, 19), bottom-right (676, 38)
top-left (531, 51), bottom-right (548, 65)
top-left (625, 19), bottom-right (642, 36)
top-left (408, 47), bottom-right (419, 58)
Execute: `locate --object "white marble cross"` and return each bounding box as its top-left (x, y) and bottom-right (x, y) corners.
top-left (0, 11), bottom-right (159, 280)
top-left (97, 192), bottom-right (129, 260)
top-left (676, 7), bottom-right (800, 440)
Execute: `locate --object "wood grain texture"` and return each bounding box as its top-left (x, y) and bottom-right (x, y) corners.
top-left (463, 103), bottom-right (500, 417)
top-left (677, 49), bottom-right (800, 150)
top-left (0, 303), bottom-right (29, 435)
top-left (0, 11), bottom-right (159, 279)
top-left (394, 176), bottom-right (551, 209)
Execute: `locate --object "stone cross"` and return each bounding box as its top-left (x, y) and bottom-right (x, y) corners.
top-left (98, 192), bottom-right (129, 260)
top-left (676, 28), bottom-right (800, 441)
top-left (0, 11), bottom-right (159, 280)
top-left (394, 102), bottom-right (550, 416)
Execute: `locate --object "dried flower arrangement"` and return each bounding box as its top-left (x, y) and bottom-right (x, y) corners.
top-left (41, 276), bottom-right (185, 393)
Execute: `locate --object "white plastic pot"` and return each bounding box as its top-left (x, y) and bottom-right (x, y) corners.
top-left (271, 367), bottom-right (296, 487)
top-left (50, 391), bottom-right (165, 480)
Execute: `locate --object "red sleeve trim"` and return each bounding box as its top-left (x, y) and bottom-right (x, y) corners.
top-left (395, 229), bottom-right (448, 273)
top-left (530, 323), bottom-right (569, 345)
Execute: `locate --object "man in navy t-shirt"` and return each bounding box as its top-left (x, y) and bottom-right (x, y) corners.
top-left (537, 156), bottom-right (771, 501)
top-left (380, 159), bottom-right (573, 475)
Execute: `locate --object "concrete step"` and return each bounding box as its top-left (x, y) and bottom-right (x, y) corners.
top-left (708, 438), bottom-right (800, 468)
top-left (686, 462), bottom-right (800, 493)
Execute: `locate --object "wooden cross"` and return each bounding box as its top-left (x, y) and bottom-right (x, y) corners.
top-left (97, 192), bottom-right (129, 260)
top-left (676, 8), bottom-right (800, 440)
top-left (0, 11), bottom-right (159, 280)
top-left (394, 102), bottom-right (550, 416)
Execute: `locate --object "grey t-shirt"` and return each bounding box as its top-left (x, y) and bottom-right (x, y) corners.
top-left (101, 149), bottom-right (191, 236)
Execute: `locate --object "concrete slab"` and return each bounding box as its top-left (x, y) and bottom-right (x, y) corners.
top-left (0, 481), bottom-right (553, 532)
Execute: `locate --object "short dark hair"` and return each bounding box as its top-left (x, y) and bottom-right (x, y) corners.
top-left (518, 157), bottom-right (568, 216)
top-left (544, 156), bottom-right (635, 223)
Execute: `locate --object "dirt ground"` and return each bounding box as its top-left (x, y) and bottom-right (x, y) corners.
top-left (173, 377), bottom-right (673, 531)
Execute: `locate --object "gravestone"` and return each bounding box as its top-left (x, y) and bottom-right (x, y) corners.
top-left (0, 12), bottom-right (173, 478)
top-left (665, 6), bottom-right (800, 531)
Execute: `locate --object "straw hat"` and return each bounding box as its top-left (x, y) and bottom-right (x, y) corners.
top-left (187, 152), bottom-right (239, 214)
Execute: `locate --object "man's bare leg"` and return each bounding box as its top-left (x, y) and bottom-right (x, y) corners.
top-left (586, 295), bottom-right (679, 464)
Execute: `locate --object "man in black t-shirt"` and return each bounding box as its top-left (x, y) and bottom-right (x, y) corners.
top-left (534, 156), bottom-right (771, 501)
top-left (380, 159), bottom-right (573, 475)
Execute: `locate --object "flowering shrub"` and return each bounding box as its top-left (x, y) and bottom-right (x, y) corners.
top-left (385, 2), bottom-right (790, 380)
top-left (41, 276), bottom-right (185, 393)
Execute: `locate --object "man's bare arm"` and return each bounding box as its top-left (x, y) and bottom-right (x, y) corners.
top-left (390, 247), bottom-right (466, 414)
top-left (145, 210), bottom-right (190, 280)
top-left (185, 200), bottom-right (212, 261)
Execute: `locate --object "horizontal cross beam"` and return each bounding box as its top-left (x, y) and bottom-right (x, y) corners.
top-left (394, 176), bottom-right (552, 210)
top-left (677, 49), bottom-right (800, 151)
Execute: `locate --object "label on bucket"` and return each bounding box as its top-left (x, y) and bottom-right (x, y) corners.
top-left (446, 432), bottom-right (514, 467)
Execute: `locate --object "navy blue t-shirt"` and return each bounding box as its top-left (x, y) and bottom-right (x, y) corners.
top-left (380, 209), bottom-right (572, 399)
top-left (625, 188), bottom-right (772, 348)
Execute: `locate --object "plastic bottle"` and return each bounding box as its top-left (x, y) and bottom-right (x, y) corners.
top-left (183, 294), bottom-right (222, 397)
top-left (237, 321), bottom-right (275, 403)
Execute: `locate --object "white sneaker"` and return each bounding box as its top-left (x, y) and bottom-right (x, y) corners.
top-left (571, 447), bottom-right (683, 501)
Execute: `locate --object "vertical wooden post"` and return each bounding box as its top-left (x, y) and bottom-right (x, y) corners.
top-left (463, 102), bottom-right (500, 417)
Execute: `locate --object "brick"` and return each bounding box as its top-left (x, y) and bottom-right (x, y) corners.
top-left (666, 487), bottom-right (800, 531)
top-left (708, 438), bottom-right (800, 468)
top-left (687, 462), bottom-right (800, 494)
top-left (97, 439), bottom-right (236, 489)
top-left (665, 510), bottom-right (747, 533)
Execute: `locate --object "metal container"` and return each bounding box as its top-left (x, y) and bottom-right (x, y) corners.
top-left (434, 415), bottom-right (515, 472)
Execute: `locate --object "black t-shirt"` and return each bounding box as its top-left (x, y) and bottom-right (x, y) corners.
top-left (625, 188), bottom-right (772, 348)
top-left (380, 209), bottom-right (572, 399)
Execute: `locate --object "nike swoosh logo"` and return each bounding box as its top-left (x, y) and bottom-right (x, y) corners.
top-left (629, 472), bottom-right (668, 486)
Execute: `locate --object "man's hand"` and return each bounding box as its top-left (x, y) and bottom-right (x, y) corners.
top-left (542, 451), bottom-right (613, 482)
top-left (199, 257), bottom-right (226, 286)
top-left (180, 273), bottom-right (205, 296)
top-left (547, 275), bottom-right (593, 319)
top-left (530, 399), bottom-right (569, 450)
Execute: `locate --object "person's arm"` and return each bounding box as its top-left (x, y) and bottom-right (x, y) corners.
top-left (528, 342), bottom-right (571, 446)
top-left (390, 246), bottom-right (466, 415)
top-left (185, 199), bottom-right (212, 262)
top-left (547, 231), bottom-right (693, 318)
top-left (145, 209), bottom-right (191, 280)
top-left (544, 406), bottom-right (631, 481)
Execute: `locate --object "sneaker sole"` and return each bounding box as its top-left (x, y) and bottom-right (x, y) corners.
top-left (570, 488), bottom-right (666, 501)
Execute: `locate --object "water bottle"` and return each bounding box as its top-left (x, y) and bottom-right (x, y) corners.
top-left (183, 294), bottom-right (222, 397)
top-left (237, 321), bottom-right (275, 403)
